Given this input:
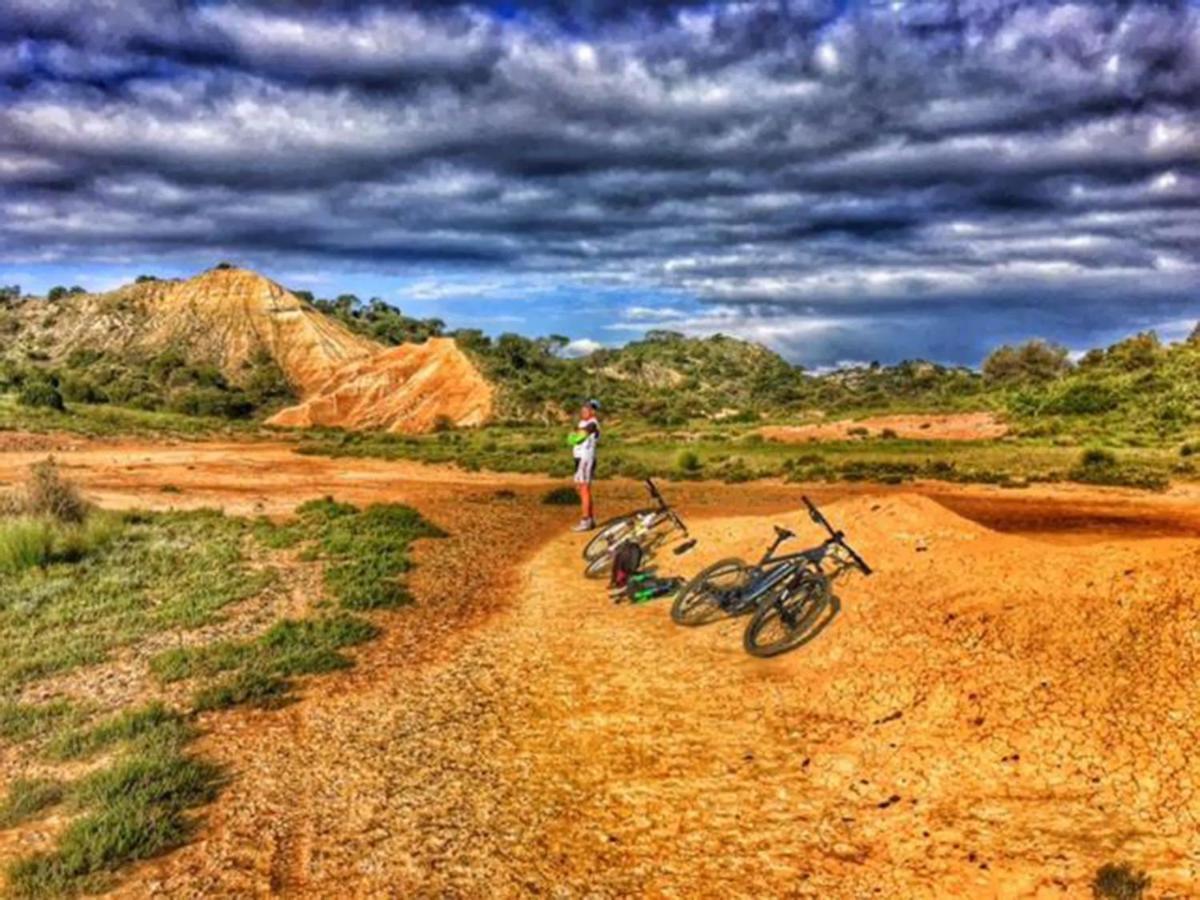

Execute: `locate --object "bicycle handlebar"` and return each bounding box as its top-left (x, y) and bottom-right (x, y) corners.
top-left (645, 478), bottom-right (689, 537)
top-left (802, 496), bottom-right (872, 576)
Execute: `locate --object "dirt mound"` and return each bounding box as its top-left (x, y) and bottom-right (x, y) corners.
top-left (763, 412), bottom-right (1008, 442)
top-left (16, 268), bottom-right (380, 395)
top-left (268, 337), bottom-right (494, 434)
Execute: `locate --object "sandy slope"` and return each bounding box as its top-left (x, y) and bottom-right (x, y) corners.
top-left (268, 337), bottom-right (494, 433)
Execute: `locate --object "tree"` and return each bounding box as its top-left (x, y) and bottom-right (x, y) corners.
top-left (135, 274), bottom-right (158, 283)
top-left (68, 285), bottom-right (86, 295)
top-left (1189, 322), bottom-right (1200, 345)
top-left (982, 339), bottom-right (1071, 384)
top-left (214, 261), bottom-right (235, 270)
top-left (1105, 331), bottom-right (1161, 370)
top-left (0, 285), bottom-right (20, 304)
top-left (47, 285), bottom-right (68, 301)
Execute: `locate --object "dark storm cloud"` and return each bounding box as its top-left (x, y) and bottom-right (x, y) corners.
top-left (0, 0), bottom-right (1197, 365)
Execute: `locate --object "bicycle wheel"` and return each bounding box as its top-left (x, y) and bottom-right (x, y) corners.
top-left (743, 575), bottom-right (833, 658)
top-left (584, 548), bottom-right (618, 580)
top-left (582, 509), bottom-right (653, 562)
top-left (671, 558), bottom-right (748, 626)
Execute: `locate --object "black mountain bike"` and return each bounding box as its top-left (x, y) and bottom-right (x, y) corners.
top-left (582, 479), bottom-right (695, 579)
top-left (671, 523), bottom-right (825, 626)
top-left (671, 497), bottom-right (870, 641)
top-left (742, 498), bottom-right (871, 657)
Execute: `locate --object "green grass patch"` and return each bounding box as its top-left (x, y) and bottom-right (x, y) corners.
top-left (0, 508), bottom-right (272, 690)
top-left (0, 393), bottom-right (267, 441)
top-left (0, 700), bottom-right (83, 745)
top-left (47, 703), bottom-right (186, 761)
top-left (192, 668), bottom-right (292, 712)
top-left (0, 517), bottom-right (55, 574)
top-left (0, 778), bottom-right (65, 829)
top-left (150, 613), bottom-right (379, 700)
top-left (7, 745), bottom-right (219, 898)
top-left (299, 422), bottom-right (1187, 491)
top-left (4, 702), bottom-right (218, 898)
top-left (288, 498), bottom-right (444, 611)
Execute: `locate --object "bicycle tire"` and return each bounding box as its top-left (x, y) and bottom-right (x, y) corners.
top-left (582, 511), bottom-right (647, 562)
top-left (584, 550), bottom-right (616, 580)
top-left (670, 558), bottom-right (748, 626)
top-left (743, 576), bottom-right (832, 657)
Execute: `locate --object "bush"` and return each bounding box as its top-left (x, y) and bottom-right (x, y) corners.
top-left (21, 458), bottom-right (88, 523)
top-left (676, 450), bottom-right (702, 473)
top-left (1079, 447), bottom-right (1117, 468)
top-left (541, 486), bottom-right (579, 505)
top-left (1092, 862), bottom-right (1149, 899)
top-left (1043, 381), bottom-right (1121, 415)
top-left (1181, 442), bottom-right (1197, 457)
top-left (18, 377), bottom-right (64, 411)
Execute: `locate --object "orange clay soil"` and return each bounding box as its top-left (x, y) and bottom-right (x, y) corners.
top-left (1, 435), bottom-right (1198, 898)
top-left (268, 336), bottom-right (494, 434)
top-left (762, 412), bottom-right (1009, 442)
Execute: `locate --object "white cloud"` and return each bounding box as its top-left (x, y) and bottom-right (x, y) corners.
top-left (561, 337), bottom-right (604, 358)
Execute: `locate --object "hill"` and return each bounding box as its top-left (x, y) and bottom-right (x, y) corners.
top-left (0, 268), bottom-right (495, 432)
top-left (3, 267), bottom-right (378, 393)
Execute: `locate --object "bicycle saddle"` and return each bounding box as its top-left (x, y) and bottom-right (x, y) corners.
top-left (773, 525), bottom-right (794, 540)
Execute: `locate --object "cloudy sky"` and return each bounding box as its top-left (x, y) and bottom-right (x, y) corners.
top-left (1, 0), bottom-right (1197, 367)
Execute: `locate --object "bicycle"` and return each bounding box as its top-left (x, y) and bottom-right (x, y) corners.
top-left (671, 496), bottom-right (869, 632)
top-left (671, 520), bottom-right (825, 626)
top-left (742, 497), bottom-right (871, 657)
top-left (581, 478), bottom-right (669, 563)
top-left (582, 479), bottom-right (695, 579)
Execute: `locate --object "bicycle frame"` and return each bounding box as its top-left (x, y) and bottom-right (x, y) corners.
top-left (712, 534), bottom-right (835, 615)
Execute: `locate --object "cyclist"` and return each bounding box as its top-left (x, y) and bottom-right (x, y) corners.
top-left (570, 399), bottom-right (601, 532)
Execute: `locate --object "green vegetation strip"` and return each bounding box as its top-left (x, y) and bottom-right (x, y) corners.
top-left (1, 465), bottom-right (442, 896)
top-left (4, 708), bottom-right (219, 899)
top-left (0, 509), bottom-right (272, 689)
top-left (302, 424), bottom-right (1189, 491)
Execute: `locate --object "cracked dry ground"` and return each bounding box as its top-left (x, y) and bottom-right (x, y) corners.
top-left (89, 484), bottom-right (1198, 899)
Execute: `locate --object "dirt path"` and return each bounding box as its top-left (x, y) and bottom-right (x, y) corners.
top-left (3, 434), bottom-right (1199, 896)
top-left (117, 493), bottom-right (1200, 898)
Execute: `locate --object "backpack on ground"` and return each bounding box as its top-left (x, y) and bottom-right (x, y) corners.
top-left (610, 541), bottom-right (644, 589)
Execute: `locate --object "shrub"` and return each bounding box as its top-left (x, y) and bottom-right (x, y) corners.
top-left (879, 428), bottom-right (899, 439)
top-left (1043, 381), bottom-right (1121, 415)
top-left (541, 486), bottom-right (579, 505)
top-left (1092, 862), bottom-right (1149, 899)
top-left (1079, 447), bottom-right (1118, 468)
top-left (18, 377), bottom-right (64, 411)
top-left (676, 450), bottom-right (702, 473)
top-left (431, 415), bottom-right (455, 433)
top-left (1181, 442), bottom-right (1197, 457)
top-left (21, 458), bottom-right (89, 524)
top-left (58, 373), bottom-right (106, 404)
